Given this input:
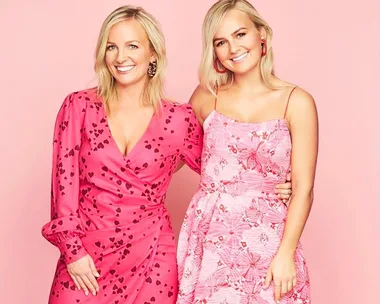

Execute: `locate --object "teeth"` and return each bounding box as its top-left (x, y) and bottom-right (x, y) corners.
top-left (116, 65), bottom-right (135, 72)
top-left (232, 52), bottom-right (248, 62)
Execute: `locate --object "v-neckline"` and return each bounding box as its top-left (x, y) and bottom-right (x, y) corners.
top-left (101, 103), bottom-right (156, 160)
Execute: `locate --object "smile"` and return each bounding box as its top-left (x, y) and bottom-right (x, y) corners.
top-left (231, 52), bottom-right (248, 62)
top-left (116, 65), bottom-right (135, 72)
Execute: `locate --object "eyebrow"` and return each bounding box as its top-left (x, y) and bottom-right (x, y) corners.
top-left (106, 40), bottom-right (140, 44)
top-left (213, 27), bottom-right (247, 43)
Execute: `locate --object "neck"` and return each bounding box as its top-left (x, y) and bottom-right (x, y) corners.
top-left (232, 65), bottom-right (269, 95)
top-left (115, 79), bottom-right (147, 110)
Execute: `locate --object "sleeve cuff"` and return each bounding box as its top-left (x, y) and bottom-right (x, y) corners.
top-left (57, 235), bottom-right (88, 264)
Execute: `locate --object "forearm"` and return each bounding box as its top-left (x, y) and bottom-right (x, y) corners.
top-left (277, 189), bottom-right (314, 256)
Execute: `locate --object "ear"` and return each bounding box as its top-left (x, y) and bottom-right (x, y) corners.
top-left (259, 27), bottom-right (267, 40)
top-left (150, 53), bottom-right (157, 63)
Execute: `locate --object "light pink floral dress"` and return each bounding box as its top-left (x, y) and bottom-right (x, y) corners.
top-left (177, 110), bottom-right (311, 303)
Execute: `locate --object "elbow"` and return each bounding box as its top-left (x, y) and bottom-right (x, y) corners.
top-left (292, 186), bottom-right (314, 205)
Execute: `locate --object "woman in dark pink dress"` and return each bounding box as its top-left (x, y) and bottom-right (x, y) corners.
top-left (41, 5), bottom-right (292, 304)
top-left (41, 6), bottom-right (202, 303)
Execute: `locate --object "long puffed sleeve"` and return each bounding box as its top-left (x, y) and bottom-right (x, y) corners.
top-left (41, 92), bottom-right (88, 264)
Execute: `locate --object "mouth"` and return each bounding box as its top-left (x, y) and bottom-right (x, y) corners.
top-left (115, 65), bottom-right (135, 72)
top-left (231, 52), bottom-right (248, 62)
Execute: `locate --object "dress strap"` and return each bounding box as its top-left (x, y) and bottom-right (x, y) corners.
top-left (214, 87), bottom-right (219, 110)
top-left (284, 86), bottom-right (297, 118)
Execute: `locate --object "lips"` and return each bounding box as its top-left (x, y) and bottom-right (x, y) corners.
top-left (231, 52), bottom-right (248, 62)
top-left (116, 65), bottom-right (135, 72)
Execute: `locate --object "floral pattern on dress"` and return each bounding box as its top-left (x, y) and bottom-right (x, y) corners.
top-left (177, 110), bottom-right (311, 303)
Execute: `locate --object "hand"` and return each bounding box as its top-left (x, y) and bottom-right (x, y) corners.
top-left (264, 252), bottom-right (297, 303)
top-left (275, 172), bottom-right (292, 204)
top-left (67, 254), bottom-right (100, 296)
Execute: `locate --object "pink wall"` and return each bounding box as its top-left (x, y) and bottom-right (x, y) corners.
top-left (0, 1), bottom-right (378, 303)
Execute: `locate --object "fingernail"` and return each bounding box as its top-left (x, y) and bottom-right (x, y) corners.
top-left (92, 291), bottom-right (97, 296)
top-left (85, 291), bottom-right (88, 296)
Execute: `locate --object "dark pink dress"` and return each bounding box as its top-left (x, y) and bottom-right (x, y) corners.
top-left (42, 88), bottom-right (202, 303)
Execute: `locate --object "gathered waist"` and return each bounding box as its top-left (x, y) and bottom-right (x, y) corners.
top-left (198, 183), bottom-right (279, 199)
top-left (81, 215), bottom-right (175, 259)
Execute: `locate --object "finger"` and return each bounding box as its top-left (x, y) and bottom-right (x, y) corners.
top-left (274, 282), bottom-right (281, 303)
top-left (282, 199), bottom-right (288, 204)
top-left (293, 277), bottom-right (297, 289)
top-left (69, 273), bottom-right (81, 291)
top-left (80, 274), bottom-right (96, 296)
top-left (82, 273), bottom-right (96, 296)
top-left (76, 276), bottom-right (89, 296)
top-left (287, 171), bottom-right (291, 181)
top-left (86, 272), bottom-right (100, 295)
top-left (287, 280), bottom-right (293, 293)
top-left (277, 193), bottom-right (290, 200)
top-left (264, 269), bottom-right (272, 289)
top-left (89, 258), bottom-right (100, 279)
top-left (275, 183), bottom-right (290, 190)
top-left (281, 281), bottom-right (288, 297)
top-left (277, 188), bottom-right (291, 195)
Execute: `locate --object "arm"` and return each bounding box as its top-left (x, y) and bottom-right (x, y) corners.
top-left (180, 104), bottom-right (203, 175)
top-left (175, 87), bottom-right (209, 173)
top-left (265, 88), bottom-right (318, 300)
top-left (278, 88), bottom-right (318, 256)
top-left (41, 93), bottom-right (88, 264)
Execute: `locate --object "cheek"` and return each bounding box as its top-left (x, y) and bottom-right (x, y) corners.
top-left (215, 47), bottom-right (228, 61)
top-left (248, 37), bottom-right (262, 53)
top-left (138, 52), bottom-right (152, 65)
top-left (105, 52), bottom-right (115, 67)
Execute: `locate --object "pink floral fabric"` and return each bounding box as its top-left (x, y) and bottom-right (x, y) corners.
top-left (177, 110), bottom-right (311, 303)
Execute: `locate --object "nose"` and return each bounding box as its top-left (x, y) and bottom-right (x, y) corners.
top-left (229, 41), bottom-right (240, 54)
top-left (116, 48), bottom-right (129, 64)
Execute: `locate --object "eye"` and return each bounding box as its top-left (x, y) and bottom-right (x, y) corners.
top-left (215, 40), bottom-right (226, 47)
top-left (236, 32), bottom-right (246, 38)
top-left (128, 44), bottom-right (138, 50)
top-left (106, 45), bottom-right (116, 51)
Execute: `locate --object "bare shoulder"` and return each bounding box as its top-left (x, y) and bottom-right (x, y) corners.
top-left (284, 86), bottom-right (318, 135)
top-left (189, 85), bottom-right (214, 106)
top-left (287, 86), bottom-right (317, 118)
top-left (189, 85), bottom-right (215, 124)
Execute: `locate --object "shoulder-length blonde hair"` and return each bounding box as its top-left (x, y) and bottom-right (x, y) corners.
top-left (200, 0), bottom-right (279, 94)
top-left (94, 5), bottom-right (167, 112)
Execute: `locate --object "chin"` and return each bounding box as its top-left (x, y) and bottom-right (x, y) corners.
top-left (115, 75), bottom-right (148, 87)
top-left (230, 66), bottom-right (253, 75)
top-left (231, 62), bottom-right (260, 76)
top-left (114, 77), bottom-right (134, 87)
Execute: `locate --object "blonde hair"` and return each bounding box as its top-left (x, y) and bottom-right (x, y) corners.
top-left (94, 5), bottom-right (167, 112)
top-left (200, 0), bottom-right (279, 94)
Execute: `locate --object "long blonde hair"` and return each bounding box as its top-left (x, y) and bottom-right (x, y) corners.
top-left (200, 0), bottom-right (278, 94)
top-left (94, 6), bottom-right (167, 112)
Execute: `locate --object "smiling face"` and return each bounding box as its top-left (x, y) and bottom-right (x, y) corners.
top-left (105, 18), bottom-right (155, 88)
top-left (213, 9), bottom-right (264, 76)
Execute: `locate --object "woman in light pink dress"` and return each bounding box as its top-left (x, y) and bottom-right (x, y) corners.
top-left (177, 1), bottom-right (318, 303)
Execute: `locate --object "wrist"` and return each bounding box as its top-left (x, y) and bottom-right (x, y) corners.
top-left (58, 235), bottom-right (88, 264)
top-left (277, 244), bottom-right (296, 258)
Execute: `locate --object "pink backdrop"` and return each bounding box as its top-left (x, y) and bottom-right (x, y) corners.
top-left (0, 0), bottom-right (378, 303)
